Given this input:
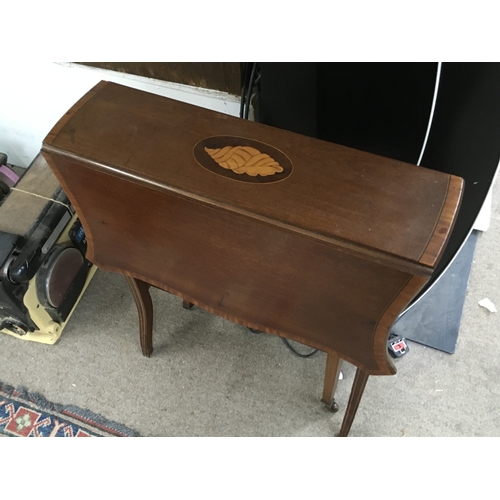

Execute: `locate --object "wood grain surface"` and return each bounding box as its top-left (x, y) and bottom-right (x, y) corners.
top-left (40, 80), bottom-right (463, 435)
top-left (40, 155), bottom-right (429, 375)
top-left (43, 81), bottom-right (461, 276)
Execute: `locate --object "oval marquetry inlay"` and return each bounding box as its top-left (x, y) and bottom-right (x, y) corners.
top-left (204, 146), bottom-right (284, 177)
top-left (194, 136), bottom-right (293, 184)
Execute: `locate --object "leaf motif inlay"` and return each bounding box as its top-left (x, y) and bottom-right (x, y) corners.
top-left (205, 146), bottom-right (284, 177)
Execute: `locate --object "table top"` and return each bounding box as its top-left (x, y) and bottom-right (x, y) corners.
top-left (43, 81), bottom-right (463, 276)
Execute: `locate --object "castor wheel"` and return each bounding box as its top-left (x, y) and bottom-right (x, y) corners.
top-left (247, 327), bottom-right (262, 334)
top-left (328, 399), bottom-right (340, 413)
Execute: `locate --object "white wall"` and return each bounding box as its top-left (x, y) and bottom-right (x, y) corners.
top-left (0, 62), bottom-right (240, 168)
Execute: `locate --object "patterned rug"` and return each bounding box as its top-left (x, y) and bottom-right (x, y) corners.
top-left (0, 382), bottom-right (139, 437)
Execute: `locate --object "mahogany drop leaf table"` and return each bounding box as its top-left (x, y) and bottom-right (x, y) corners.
top-left (41, 81), bottom-right (462, 436)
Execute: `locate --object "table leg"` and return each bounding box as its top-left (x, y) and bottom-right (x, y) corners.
top-left (338, 367), bottom-right (369, 437)
top-left (182, 300), bottom-right (194, 309)
top-left (322, 351), bottom-right (343, 413)
top-left (125, 275), bottom-right (154, 357)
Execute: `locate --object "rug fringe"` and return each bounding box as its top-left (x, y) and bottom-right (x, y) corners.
top-left (1, 382), bottom-right (65, 412)
top-left (0, 381), bottom-right (139, 437)
top-left (62, 405), bottom-right (140, 437)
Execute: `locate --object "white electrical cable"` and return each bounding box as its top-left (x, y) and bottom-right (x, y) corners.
top-left (9, 187), bottom-right (71, 209)
top-left (417, 62), bottom-right (442, 166)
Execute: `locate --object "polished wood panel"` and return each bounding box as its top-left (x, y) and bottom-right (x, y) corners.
top-left (37, 156), bottom-right (420, 375)
top-left (41, 81), bottom-right (463, 436)
top-left (43, 81), bottom-right (460, 275)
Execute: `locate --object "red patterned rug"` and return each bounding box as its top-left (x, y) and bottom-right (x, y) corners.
top-left (0, 382), bottom-right (139, 437)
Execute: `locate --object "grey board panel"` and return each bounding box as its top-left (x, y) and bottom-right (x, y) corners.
top-left (392, 231), bottom-right (478, 354)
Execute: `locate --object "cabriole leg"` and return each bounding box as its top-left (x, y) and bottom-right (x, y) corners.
top-left (125, 275), bottom-right (154, 357)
